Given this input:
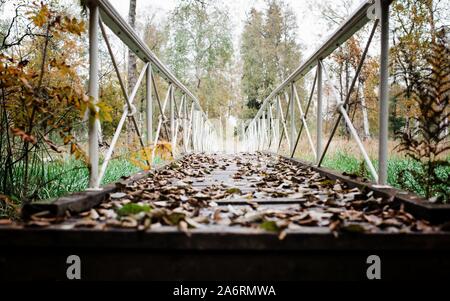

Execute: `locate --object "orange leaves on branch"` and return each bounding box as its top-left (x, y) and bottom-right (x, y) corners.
top-left (96, 101), bottom-right (113, 123)
top-left (10, 128), bottom-right (37, 145)
top-left (155, 141), bottom-right (173, 160)
top-left (0, 56), bottom-right (34, 93)
top-left (28, 3), bottom-right (85, 35)
top-left (30, 4), bottom-right (50, 27)
top-left (0, 1), bottom-right (93, 204)
top-left (129, 141), bottom-right (173, 171)
top-left (129, 147), bottom-right (153, 171)
top-left (81, 98), bottom-right (113, 123)
top-left (60, 16), bottom-right (85, 36)
top-left (70, 143), bottom-right (88, 164)
top-left (49, 57), bottom-right (73, 77)
top-left (62, 134), bottom-right (73, 145)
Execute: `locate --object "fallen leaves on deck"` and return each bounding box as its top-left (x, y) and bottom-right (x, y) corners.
top-left (22, 153), bottom-right (444, 237)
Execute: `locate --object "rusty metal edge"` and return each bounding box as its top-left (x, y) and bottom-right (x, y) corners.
top-left (21, 154), bottom-right (189, 219)
top-left (267, 152), bottom-right (450, 223)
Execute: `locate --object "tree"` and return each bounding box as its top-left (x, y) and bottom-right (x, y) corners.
top-left (127, 0), bottom-right (137, 92)
top-left (317, 0), bottom-right (378, 140)
top-left (126, 0), bottom-right (137, 145)
top-left (241, 8), bottom-right (265, 113)
top-left (143, 12), bottom-right (167, 57)
top-left (397, 30), bottom-right (450, 201)
top-left (391, 0), bottom-right (449, 136)
top-left (165, 0), bottom-right (233, 118)
top-left (241, 0), bottom-right (302, 117)
top-left (391, 0), bottom-right (432, 133)
top-left (0, 1), bottom-right (94, 206)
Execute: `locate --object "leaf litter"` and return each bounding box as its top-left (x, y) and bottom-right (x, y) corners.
top-left (22, 153), bottom-right (446, 237)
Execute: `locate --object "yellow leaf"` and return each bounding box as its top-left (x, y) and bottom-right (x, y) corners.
top-left (31, 4), bottom-right (49, 27)
top-left (155, 141), bottom-right (173, 160)
top-left (97, 101), bottom-right (113, 122)
top-left (129, 146), bottom-right (153, 170)
top-left (63, 134), bottom-right (73, 145)
top-left (70, 143), bottom-right (88, 164)
top-left (61, 16), bottom-right (85, 36)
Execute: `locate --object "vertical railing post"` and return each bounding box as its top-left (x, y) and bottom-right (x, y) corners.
top-left (192, 110), bottom-right (196, 151)
top-left (255, 120), bottom-right (258, 151)
top-left (201, 116), bottom-right (205, 152)
top-left (197, 113), bottom-right (199, 151)
top-left (275, 98), bottom-right (280, 152)
top-left (200, 116), bottom-right (204, 152)
top-left (268, 104), bottom-right (273, 149)
top-left (263, 112), bottom-right (268, 149)
top-left (378, 0), bottom-right (390, 185)
top-left (183, 95), bottom-right (188, 152)
top-left (258, 118), bottom-right (262, 151)
top-left (316, 60), bottom-right (323, 164)
top-left (255, 119), bottom-right (258, 151)
top-left (260, 116), bottom-right (264, 150)
top-left (251, 123), bottom-right (253, 151)
top-left (262, 115), bottom-right (266, 150)
top-left (170, 85), bottom-right (175, 152)
top-left (290, 83), bottom-right (295, 155)
top-left (254, 121), bottom-right (257, 151)
top-left (88, 4), bottom-right (100, 189)
top-left (196, 112), bottom-right (200, 152)
top-left (146, 64), bottom-right (152, 146)
top-left (255, 120), bottom-right (259, 151)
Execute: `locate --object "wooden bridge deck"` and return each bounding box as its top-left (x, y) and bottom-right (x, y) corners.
top-left (1, 153), bottom-right (450, 280)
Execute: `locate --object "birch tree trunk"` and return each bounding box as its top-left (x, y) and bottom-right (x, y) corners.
top-left (127, 0), bottom-right (137, 146)
top-left (359, 83), bottom-right (370, 140)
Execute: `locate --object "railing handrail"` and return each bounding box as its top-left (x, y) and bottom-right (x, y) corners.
top-left (250, 0), bottom-right (390, 124)
top-left (86, 0), bottom-right (218, 189)
top-left (244, 0), bottom-right (392, 185)
top-left (86, 0), bottom-right (209, 120)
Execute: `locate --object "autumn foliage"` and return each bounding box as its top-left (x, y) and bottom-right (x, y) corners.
top-left (0, 2), bottom-right (88, 207)
top-left (397, 31), bottom-right (450, 201)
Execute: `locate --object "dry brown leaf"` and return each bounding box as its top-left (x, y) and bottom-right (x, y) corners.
top-left (74, 219), bottom-right (98, 228)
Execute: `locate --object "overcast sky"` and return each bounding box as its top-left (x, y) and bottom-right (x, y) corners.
top-left (0, 0), bottom-right (364, 57)
top-left (108, 0), bottom-right (363, 57)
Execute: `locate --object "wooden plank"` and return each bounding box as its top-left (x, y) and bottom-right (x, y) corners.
top-left (21, 157), bottom-right (186, 219)
top-left (214, 197), bottom-right (306, 205)
top-left (1, 225), bottom-right (450, 251)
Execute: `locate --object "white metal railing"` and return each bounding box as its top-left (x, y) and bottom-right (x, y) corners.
top-left (85, 0), bottom-right (218, 189)
top-left (243, 0), bottom-right (392, 185)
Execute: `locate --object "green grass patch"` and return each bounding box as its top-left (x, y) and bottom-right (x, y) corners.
top-left (317, 151), bottom-right (450, 200)
top-left (321, 152), bottom-right (362, 175)
top-left (2, 153), bottom-right (174, 218)
top-left (35, 158), bottom-right (141, 201)
top-left (1, 155), bottom-right (170, 218)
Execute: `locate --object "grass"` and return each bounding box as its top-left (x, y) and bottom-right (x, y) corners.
top-left (36, 158), bottom-right (142, 201)
top-left (286, 137), bottom-right (449, 200)
top-left (0, 156), bottom-right (170, 218)
top-left (312, 151), bottom-right (449, 200)
top-left (21, 155), bottom-right (168, 202)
